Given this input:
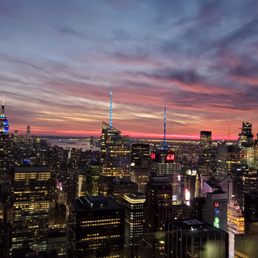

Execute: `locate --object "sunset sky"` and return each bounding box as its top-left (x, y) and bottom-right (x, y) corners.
top-left (1, 0), bottom-right (258, 139)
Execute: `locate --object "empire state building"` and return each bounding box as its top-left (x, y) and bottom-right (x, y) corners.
top-left (0, 101), bottom-right (9, 136)
top-left (0, 101), bottom-right (10, 173)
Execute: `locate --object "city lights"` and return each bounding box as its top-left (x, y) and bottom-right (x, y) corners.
top-left (0, 1), bottom-right (258, 257)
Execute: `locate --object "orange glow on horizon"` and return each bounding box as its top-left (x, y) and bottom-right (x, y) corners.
top-left (11, 128), bottom-right (238, 140)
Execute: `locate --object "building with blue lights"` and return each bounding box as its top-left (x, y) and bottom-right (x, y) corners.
top-left (0, 101), bottom-right (10, 173)
top-left (0, 101), bottom-right (9, 136)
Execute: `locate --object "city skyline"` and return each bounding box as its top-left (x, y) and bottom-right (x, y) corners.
top-left (1, 1), bottom-right (258, 139)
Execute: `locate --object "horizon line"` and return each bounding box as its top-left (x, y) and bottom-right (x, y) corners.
top-left (10, 130), bottom-right (238, 141)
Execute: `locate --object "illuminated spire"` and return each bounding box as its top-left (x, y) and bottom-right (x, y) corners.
top-left (109, 87), bottom-right (112, 128)
top-left (163, 98), bottom-right (167, 148)
top-left (228, 124), bottom-right (231, 141)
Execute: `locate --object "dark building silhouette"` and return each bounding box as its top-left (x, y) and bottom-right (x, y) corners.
top-left (200, 131), bottom-right (212, 143)
top-left (69, 196), bottom-right (125, 257)
top-left (144, 176), bottom-right (191, 233)
top-left (165, 219), bottom-right (228, 258)
top-left (131, 143), bottom-right (150, 191)
top-left (203, 190), bottom-right (228, 231)
top-left (244, 191), bottom-right (258, 224)
top-left (144, 176), bottom-right (173, 233)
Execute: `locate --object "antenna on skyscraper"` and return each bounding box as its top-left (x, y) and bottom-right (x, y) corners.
top-left (1, 99), bottom-right (5, 114)
top-left (109, 87), bottom-right (112, 128)
top-left (163, 97), bottom-right (167, 148)
top-left (228, 124), bottom-right (231, 141)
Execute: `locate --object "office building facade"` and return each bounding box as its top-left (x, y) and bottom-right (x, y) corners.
top-left (101, 122), bottom-right (130, 177)
top-left (122, 193), bottom-right (145, 247)
top-left (11, 167), bottom-right (52, 254)
top-left (69, 195), bottom-right (125, 257)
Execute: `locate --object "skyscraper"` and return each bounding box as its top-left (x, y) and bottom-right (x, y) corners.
top-left (228, 199), bottom-right (245, 258)
top-left (144, 174), bottom-right (193, 235)
top-left (228, 200), bottom-right (244, 234)
top-left (0, 101), bottom-right (10, 173)
top-left (165, 219), bottom-right (228, 258)
top-left (122, 192), bottom-right (145, 255)
top-left (100, 89), bottom-right (130, 178)
top-left (144, 176), bottom-right (173, 232)
top-left (239, 121), bottom-right (253, 147)
top-left (69, 196), bottom-right (125, 257)
top-left (85, 159), bottom-right (101, 196)
top-left (149, 101), bottom-right (181, 177)
top-left (11, 167), bottom-right (52, 255)
top-left (0, 101), bottom-right (9, 136)
top-left (150, 148), bottom-right (180, 176)
top-left (26, 125), bottom-right (31, 144)
top-left (101, 122), bottom-right (130, 177)
top-left (131, 143), bottom-right (150, 191)
top-left (204, 190), bottom-right (228, 231)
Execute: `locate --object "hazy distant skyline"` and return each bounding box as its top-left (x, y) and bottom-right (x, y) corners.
top-left (1, 0), bottom-right (258, 139)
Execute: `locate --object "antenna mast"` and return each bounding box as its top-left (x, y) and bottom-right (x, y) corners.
top-left (109, 87), bottom-right (112, 128)
top-left (163, 98), bottom-right (167, 147)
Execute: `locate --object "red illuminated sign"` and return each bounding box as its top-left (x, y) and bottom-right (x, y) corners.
top-left (150, 152), bottom-right (156, 160)
top-left (166, 153), bottom-right (175, 161)
top-left (214, 202), bottom-right (220, 208)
